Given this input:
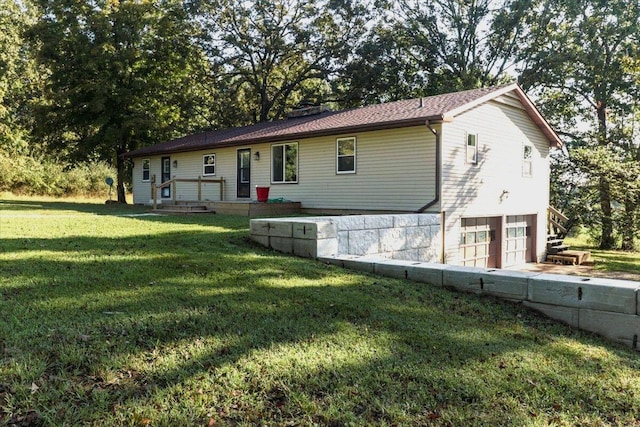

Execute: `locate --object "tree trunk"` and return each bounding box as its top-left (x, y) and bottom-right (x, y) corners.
top-left (596, 100), bottom-right (614, 249)
top-left (116, 146), bottom-right (127, 204)
top-left (621, 198), bottom-right (637, 251)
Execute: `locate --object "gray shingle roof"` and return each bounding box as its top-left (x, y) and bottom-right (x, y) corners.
top-left (124, 83), bottom-right (560, 158)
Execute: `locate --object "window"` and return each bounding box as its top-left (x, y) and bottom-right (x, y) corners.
top-left (337, 137), bottom-right (356, 174)
top-left (522, 144), bottom-right (533, 177)
top-left (272, 143), bottom-right (298, 183)
top-left (466, 133), bottom-right (478, 165)
top-left (203, 154), bottom-right (215, 176)
top-left (142, 159), bottom-right (150, 182)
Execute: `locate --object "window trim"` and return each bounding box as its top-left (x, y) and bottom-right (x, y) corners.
top-left (271, 142), bottom-right (299, 184)
top-left (142, 158), bottom-right (150, 182)
top-left (336, 137), bottom-right (357, 174)
top-left (466, 133), bottom-right (478, 165)
top-left (522, 143), bottom-right (533, 177)
top-left (203, 154), bottom-right (216, 176)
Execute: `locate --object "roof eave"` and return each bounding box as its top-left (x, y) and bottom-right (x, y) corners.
top-left (123, 115), bottom-right (446, 158)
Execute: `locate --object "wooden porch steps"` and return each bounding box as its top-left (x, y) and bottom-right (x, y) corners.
top-left (546, 250), bottom-right (591, 266)
top-left (153, 203), bottom-right (213, 214)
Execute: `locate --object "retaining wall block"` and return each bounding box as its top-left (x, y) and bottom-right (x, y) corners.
top-left (337, 231), bottom-right (349, 254)
top-left (293, 238), bottom-right (339, 259)
top-left (579, 278), bottom-right (640, 315)
top-left (529, 274), bottom-right (640, 314)
top-left (364, 215), bottom-right (394, 229)
top-left (392, 249), bottom-right (420, 261)
top-left (418, 214), bottom-right (441, 226)
top-left (406, 263), bottom-right (450, 286)
top-left (417, 246), bottom-right (440, 263)
top-left (393, 214), bottom-right (419, 228)
top-left (333, 216), bottom-right (366, 232)
top-left (527, 274), bottom-right (583, 308)
top-left (442, 265), bottom-right (485, 293)
top-left (477, 269), bottom-right (534, 301)
top-left (249, 219), bottom-right (270, 236)
top-left (579, 309), bottom-right (640, 349)
top-left (269, 237), bottom-right (293, 254)
top-left (250, 234), bottom-right (269, 247)
top-left (266, 221), bottom-right (293, 238)
top-left (341, 257), bottom-right (376, 274)
top-left (522, 301), bottom-right (580, 328)
top-left (374, 259), bottom-right (417, 280)
top-left (348, 229), bottom-right (379, 256)
top-left (292, 221), bottom-right (337, 240)
top-left (380, 228), bottom-right (406, 252)
top-left (406, 226), bottom-right (432, 248)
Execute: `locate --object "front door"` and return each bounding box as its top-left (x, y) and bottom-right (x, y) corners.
top-left (161, 156), bottom-right (171, 198)
top-left (237, 149), bottom-right (251, 198)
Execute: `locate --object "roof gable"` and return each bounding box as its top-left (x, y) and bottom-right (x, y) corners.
top-left (124, 84), bottom-right (561, 158)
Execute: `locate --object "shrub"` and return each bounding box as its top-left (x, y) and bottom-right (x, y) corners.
top-left (0, 152), bottom-right (117, 197)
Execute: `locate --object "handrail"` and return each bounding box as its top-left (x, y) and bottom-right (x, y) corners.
top-left (548, 205), bottom-right (568, 222)
top-left (151, 176), bottom-right (225, 210)
top-left (547, 206), bottom-right (568, 237)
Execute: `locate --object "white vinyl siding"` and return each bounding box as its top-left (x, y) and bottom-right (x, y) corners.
top-left (440, 96), bottom-right (551, 265)
top-left (132, 126), bottom-right (437, 210)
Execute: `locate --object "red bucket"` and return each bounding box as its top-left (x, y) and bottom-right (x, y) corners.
top-left (256, 186), bottom-right (270, 202)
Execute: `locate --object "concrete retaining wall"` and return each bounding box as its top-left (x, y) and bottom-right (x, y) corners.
top-left (319, 255), bottom-right (640, 351)
top-left (250, 214), bottom-right (442, 262)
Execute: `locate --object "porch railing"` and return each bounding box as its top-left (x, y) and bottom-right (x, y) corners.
top-left (151, 175), bottom-right (225, 210)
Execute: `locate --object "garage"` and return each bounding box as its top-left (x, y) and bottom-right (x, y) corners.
top-left (504, 214), bottom-right (536, 267)
top-left (459, 217), bottom-right (500, 268)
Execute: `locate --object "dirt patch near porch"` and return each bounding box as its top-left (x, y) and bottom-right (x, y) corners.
top-left (513, 262), bottom-right (640, 282)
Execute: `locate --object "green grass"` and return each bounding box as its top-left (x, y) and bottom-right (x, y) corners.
top-left (1, 196), bottom-right (640, 426)
top-left (564, 230), bottom-right (640, 276)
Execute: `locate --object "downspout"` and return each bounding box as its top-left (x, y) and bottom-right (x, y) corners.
top-left (416, 120), bottom-right (441, 213)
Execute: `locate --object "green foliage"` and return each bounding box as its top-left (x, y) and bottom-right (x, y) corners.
top-left (516, 0), bottom-right (640, 249)
top-left (29, 0), bottom-right (210, 201)
top-left (2, 198), bottom-right (640, 426)
top-left (0, 152), bottom-right (115, 196)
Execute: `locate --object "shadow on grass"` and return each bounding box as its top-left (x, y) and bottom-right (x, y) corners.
top-left (2, 210), bottom-right (640, 425)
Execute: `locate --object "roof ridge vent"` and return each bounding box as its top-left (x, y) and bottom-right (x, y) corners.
top-left (286, 105), bottom-right (331, 119)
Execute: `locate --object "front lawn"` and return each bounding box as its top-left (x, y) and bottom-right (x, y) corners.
top-left (1, 197), bottom-right (639, 426)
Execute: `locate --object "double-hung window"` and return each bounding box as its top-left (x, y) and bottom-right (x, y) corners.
top-left (522, 144), bottom-right (533, 177)
top-left (466, 133), bottom-right (478, 165)
top-left (337, 137), bottom-right (356, 174)
top-left (272, 142), bottom-right (298, 183)
top-left (203, 154), bottom-right (215, 176)
top-left (142, 159), bottom-right (150, 182)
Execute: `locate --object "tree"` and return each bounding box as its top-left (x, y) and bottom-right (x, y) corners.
top-left (0, 0), bottom-right (41, 155)
top-left (194, 0), bottom-right (370, 124)
top-left (517, 0), bottom-right (640, 249)
top-left (30, 0), bottom-right (210, 202)
top-left (395, 0), bottom-right (526, 91)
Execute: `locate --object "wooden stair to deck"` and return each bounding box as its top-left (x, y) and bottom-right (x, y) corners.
top-left (545, 207), bottom-right (590, 265)
top-left (153, 202), bottom-right (213, 214)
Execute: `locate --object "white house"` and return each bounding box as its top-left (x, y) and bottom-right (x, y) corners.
top-left (124, 83), bottom-right (562, 268)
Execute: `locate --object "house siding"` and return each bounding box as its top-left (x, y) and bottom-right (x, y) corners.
top-left (441, 97), bottom-right (551, 266)
top-left (132, 126), bottom-right (437, 212)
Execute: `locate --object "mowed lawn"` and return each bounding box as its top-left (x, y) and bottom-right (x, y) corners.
top-left (1, 197), bottom-right (639, 426)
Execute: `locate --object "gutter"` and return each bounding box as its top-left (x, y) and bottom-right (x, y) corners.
top-left (416, 120), bottom-right (441, 213)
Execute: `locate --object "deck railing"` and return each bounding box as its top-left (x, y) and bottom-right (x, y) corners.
top-left (151, 175), bottom-right (225, 210)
